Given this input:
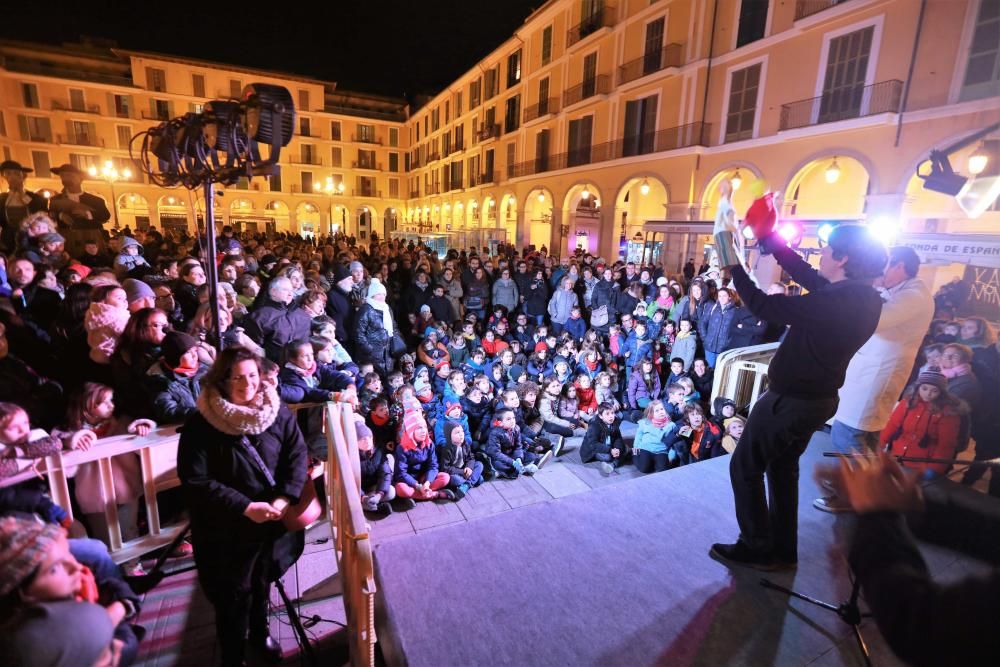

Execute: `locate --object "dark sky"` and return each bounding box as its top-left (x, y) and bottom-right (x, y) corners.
top-left (2, 0), bottom-right (542, 100)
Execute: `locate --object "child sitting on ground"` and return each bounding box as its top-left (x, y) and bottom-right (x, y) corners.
top-left (556, 383), bottom-right (586, 430)
top-left (575, 373), bottom-right (598, 422)
top-left (485, 407), bottom-right (539, 479)
top-left (366, 396), bottom-right (397, 452)
top-left (357, 420), bottom-right (396, 514)
top-left (721, 415), bottom-right (745, 454)
top-left (393, 410), bottom-right (455, 502)
top-left (438, 422), bottom-right (484, 499)
top-left (666, 357), bottom-right (687, 387)
top-left (580, 402), bottom-right (627, 476)
top-left (357, 372), bottom-right (383, 416)
top-left (665, 383), bottom-right (687, 421)
top-left (665, 403), bottom-right (724, 465)
top-left (632, 400), bottom-right (676, 474)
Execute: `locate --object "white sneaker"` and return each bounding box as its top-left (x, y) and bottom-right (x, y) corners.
top-left (537, 450), bottom-right (553, 469)
top-left (600, 462), bottom-right (614, 476)
top-left (522, 463), bottom-right (539, 475)
top-left (551, 436), bottom-right (564, 458)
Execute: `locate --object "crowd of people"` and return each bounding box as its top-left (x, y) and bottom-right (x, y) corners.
top-left (0, 154), bottom-right (998, 665)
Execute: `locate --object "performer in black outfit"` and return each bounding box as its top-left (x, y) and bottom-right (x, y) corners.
top-left (711, 225), bottom-right (887, 570)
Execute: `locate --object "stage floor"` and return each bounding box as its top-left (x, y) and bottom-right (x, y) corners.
top-left (373, 431), bottom-right (992, 667)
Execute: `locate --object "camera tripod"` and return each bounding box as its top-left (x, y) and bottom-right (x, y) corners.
top-left (760, 574), bottom-right (872, 666)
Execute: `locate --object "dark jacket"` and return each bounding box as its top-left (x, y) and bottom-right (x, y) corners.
top-left (691, 368), bottom-right (715, 402)
top-left (243, 297), bottom-right (313, 363)
top-left (359, 447), bottom-right (393, 495)
top-left (393, 443), bottom-right (439, 487)
top-left (177, 404), bottom-right (308, 581)
top-left (665, 420), bottom-right (724, 464)
top-left (731, 243), bottom-right (882, 399)
top-left (277, 365), bottom-right (351, 404)
top-left (485, 425), bottom-right (524, 466)
top-left (699, 301), bottom-right (737, 354)
top-left (564, 315), bottom-right (587, 341)
top-left (145, 361), bottom-right (208, 425)
top-left (354, 302), bottom-right (405, 372)
top-left (438, 438), bottom-right (474, 479)
top-left (590, 278), bottom-right (617, 317)
top-left (427, 294), bottom-right (455, 323)
top-left (523, 278), bottom-right (549, 317)
top-left (48, 191), bottom-right (111, 230)
top-left (580, 417), bottom-right (625, 463)
top-left (727, 306), bottom-right (766, 350)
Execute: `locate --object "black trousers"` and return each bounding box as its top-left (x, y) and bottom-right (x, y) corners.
top-left (729, 391), bottom-right (838, 561)
top-left (635, 449), bottom-right (671, 473)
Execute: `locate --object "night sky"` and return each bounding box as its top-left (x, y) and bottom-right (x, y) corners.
top-left (2, 0), bottom-right (542, 101)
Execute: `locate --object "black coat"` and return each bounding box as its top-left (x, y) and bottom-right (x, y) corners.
top-left (145, 361), bottom-right (207, 425)
top-left (243, 297), bottom-right (313, 363)
top-left (177, 405), bottom-right (308, 585)
top-left (580, 417), bottom-right (625, 463)
top-left (727, 306), bottom-right (766, 350)
top-left (0, 190), bottom-right (48, 251)
top-left (354, 303), bottom-right (405, 372)
top-left (523, 278), bottom-right (549, 317)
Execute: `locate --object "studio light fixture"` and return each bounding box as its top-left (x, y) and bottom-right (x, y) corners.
top-left (969, 145), bottom-right (989, 176)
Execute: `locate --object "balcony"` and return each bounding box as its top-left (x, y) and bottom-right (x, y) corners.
top-left (508, 122), bottom-right (710, 178)
top-left (352, 134), bottom-right (382, 145)
top-left (469, 170), bottom-right (498, 187)
top-left (353, 188), bottom-right (382, 198)
top-left (567, 6), bottom-right (616, 48)
top-left (57, 133), bottom-right (104, 147)
top-left (409, 189), bottom-right (420, 198)
top-left (563, 75), bottom-right (612, 108)
top-left (427, 183), bottom-right (442, 195)
top-left (523, 98), bottom-right (560, 124)
top-left (51, 100), bottom-right (101, 115)
top-left (449, 178), bottom-right (464, 191)
top-left (795, 0), bottom-right (852, 21)
top-left (141, 110), bottom-right (170, 121)
top-left (778, 80), bottom-right (903, 131)
top-left (352, 160), bottom-right (383, 171)
top-left (447, 138), bottom-right (465, 155)
top-left (290, 155), bottom-right (323, 166)
top-left (426, 151), bottom-right (441, 163)
top-left (618, 44), bottom-right (683, 86)
top-left (475, 124), bottom-right (501, 143)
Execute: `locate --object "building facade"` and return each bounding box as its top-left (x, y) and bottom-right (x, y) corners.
top-left (0, 38), bottom-right (410, 240)
top-left (403, 0), bottom-right (1000, 292)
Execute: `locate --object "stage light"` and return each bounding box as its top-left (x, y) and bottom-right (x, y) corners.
top-left (537, 192), bottom-right (545, 202)
top-left (731, 169), bottom-right (742, 191)
top-left (957, 174), bottom-right (1000, 219)
top-left (867, 216), bottom-right (900, 246)
top-left (825, 158), bottom-right (841, 184)
top-left (776, 221), bottom-right (803, 248)
top-left (817, 222), bottom-right (835, 244)
top-left (581, 188), bottom-right (590, 200)
top-left (918, 150), bottom-right (967, 196)
top-left (969, 145), bottom-right (989, 176)
top-left (639, 179), bottom-right (650, 196)
top-left (742, 226), bottom-right (755, 240)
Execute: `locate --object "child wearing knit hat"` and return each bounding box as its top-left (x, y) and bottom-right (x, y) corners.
top-left (357, 418), bottom-right (396, 514)
top-left (392, 411), bottom-right (455, 502)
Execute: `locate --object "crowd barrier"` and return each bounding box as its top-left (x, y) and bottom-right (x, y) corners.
top-left (0, 425), bottom-right (186, 565)
top-left (710, 342), bottom-right (779, 411)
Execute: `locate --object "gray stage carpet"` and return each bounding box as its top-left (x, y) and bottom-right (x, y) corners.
top-left (373, 432), bottom-right (985, 666)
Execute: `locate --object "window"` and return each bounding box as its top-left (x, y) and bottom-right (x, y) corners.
top-left (302, 144), bottom-right (317, 164)
top-left (961, 0), bottom-right (1000, 101)
top-left (443, 132), bottom-right (452, 155)
top-left (451, 161), bottom-right (463, 189)
top-left (229, 79), bottom-right (242, 98)
top-left (389, 127), bottom-right (399, 147)
top-left (470, 78), bottom-right (482, 108)
top-left (424, 116), bottom-right (429, 136)
top-left (269, 173), bottom-right (282, 192)
top-left (357, 124), bottom-right (375, 143)
top-left (445, 101), bottom-right (450, 124)
top-left (116, 125), bottom-right (132, 150)
top-left (0, 112), bottom-right (5, 137)
top-left (535, 129), bottom-right (550, 172)
top-left (357, 149), bottom-right (376, 169)
top-left (145, 67), bottom-right (166, 92)
top-left (541, 25), bottom-right (553, 65)
top-left (623, 95), bottom-right (657, 156)
top-left (358, 176), bottom-right (376, 197)
top-left (644, 18), bottom-right (665, 76)
top-left (485, 66), bottom-right (500, 100)
top-left (389, 153), bottom-right (399, 172)
top-left (331, 121), bottom-right (342, 141)
top-left (389, 178), bottom-right (399, 197)
top-left (432, 108), bottom-right (440, 132)
top-left (153, 99), bottom-right (170, 120)
top-left (190, 103), bottom-right (204, 113)
top-left (505, 95), bottom-right (521, 133)
top-left (300, 171), bottom-right (313, 194)
top-left (2, 147), bottom-right (10, 161)
top-left (113, 94), bottom-right (131, 118)
top-left (18, 115), bottom-right (51, 142)
top-left (21, 83), bottom-right (39, 108)
top-left (30, 150), bottom-right (50, 175)
top-left (455, 124), bottom-right (464, 150)
top-left (298, 89), bottom-right (310, 111)
top-left (192, 74), bottom-right (205, 97)
top-left (567, 116), bottom-right (593, 167)
top-left (538, 78), bottom-right (551, 115)
top-left (484, 148), bottom-right (495, 180)
top-left (69, 120), bottom-right (95, 145)
top-left (69, 153), bottom-right (98, 172)
top-left (507, 49), bottom-right (522, 87)
top-left (300, 117), bottom-right (311, 136)
top-left (69, 89), bottom-right (85, 112)
top-left (455, 91), bottom-right (463, 116)
top-left (331, 146), bottom-right (342, 167)
top-left (820, 27), bottom-right (874, 122)
top-left (506, 142), bottom-right (516, 177)
top-left (582, 52), bottom-right (598, 97)
top-left (737, 0), bottom-right (769, 48)
top-left (725, 63), bottom-right (762, 142)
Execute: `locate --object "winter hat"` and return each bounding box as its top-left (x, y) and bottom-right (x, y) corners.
top-left (367, 278), bottom-right (387, 300)
top-left (400, 410), bottom-right (429, 451)
top-left (0, 600), bottom-right (115, 667)
top-left (444, 400), bottom-right (462, 417)
top-left (122, 278), bottom-right (155, 305)
top-left (260, 254), bottom-right (278, 268)
top-left (420, 304), bottom-right (431, 314)
top-left (534, 341), bottom-right (548, 353)
top-left (355, 420), bottom-right (373, 441)
top-left (656, 276), bottom-right (668, 287)
top-left (37, 231), bottom-right (65, 245)
top-left (349, 261), bottom-right (364, 274)
top-left (553, 355), bottom-right (569, 369)
top-left (916, 368), bottom-right (948, 393)
top-left (723, 416), bottom-right (746, 432)
top-left (443, 421), bottom-right (463, 444)
top-left (162, 331), bottom-right (198, 367)
top-left (508, 364), bottom-right (525, 383)
top-left (0, 515), bottom-right (64, 596)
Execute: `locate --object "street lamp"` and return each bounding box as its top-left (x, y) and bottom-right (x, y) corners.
top-left (88, 159), bottom-right (131, 229)
top-left (825, 157), bottom-right (841, 184)
top-left (314, 176), bottom-right (345, 235)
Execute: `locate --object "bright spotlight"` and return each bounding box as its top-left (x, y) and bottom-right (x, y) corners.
top-left (742, 226), bottom-right (755, 240)
top-left (867, 216), bottom-right (900, 246)
top-left (776, 221), bottom-right (804, 248)
top-left (817, 223), bottom-right (835, 244)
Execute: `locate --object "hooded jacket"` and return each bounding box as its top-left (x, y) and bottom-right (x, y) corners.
top-left (113, 236), bottom-right (150, 279)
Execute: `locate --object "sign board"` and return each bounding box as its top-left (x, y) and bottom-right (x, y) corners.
top-left (898, 234), bottom-right (1000, 268)
top-left (962, 265), bottom-right (1000, 321)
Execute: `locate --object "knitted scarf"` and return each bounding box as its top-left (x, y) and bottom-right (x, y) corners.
top-left (650, 413), bottom-right (669, 428)
top-left (196, 384), bottom-right (280, 435)
top-left (941, 363), bottom-right (971, 379)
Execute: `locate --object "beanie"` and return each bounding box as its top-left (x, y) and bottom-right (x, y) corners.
top-left (534, 341), bottom-right (548, 353)
top-left (916, 368), bottom-right (948, 393)
top-left (443, 421), bottom-right (463, 444)
top-left (349, 261), bottom-right (364, 274)
top-left (420, 304), bottom-right (431, 314)
top-left (354, 419), bottom-right (373, 441)
top-left (37, 232), bottom-right (65, 245)
top-left (0, 600), bottom-right (115, 667)
top-left (0, 515), bottom-right (64, 596)
top-left (508, 364), bottom-right (525, 382)
top-left (162, 331), bottom-right (199, 368)
top-left (260, 254), bottom-right (278, 267)
top-left (122, 278), bottom-right (155, 305)
top-left (367, 278), bottom-right (387, 300)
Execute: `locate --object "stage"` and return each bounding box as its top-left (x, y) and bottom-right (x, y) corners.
top-left (372, 431), bottom-right (991, 666)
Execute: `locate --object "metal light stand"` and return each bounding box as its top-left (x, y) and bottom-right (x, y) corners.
top-left (760, 574), bottom-right (872, 666)
top-left (274, 577), bottom-right (317, 666)
top-left (202, 182), bottom-right (223, 353)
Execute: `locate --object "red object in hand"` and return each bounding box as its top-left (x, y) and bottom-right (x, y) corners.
top-left (743, 192), bottom-right (777, 241)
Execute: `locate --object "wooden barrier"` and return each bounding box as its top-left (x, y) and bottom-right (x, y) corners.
top-left (0, 425), bottom-right (186, 564)
top-left (323, 401), bottom-right (377, 667)
top-left (710, 342), bottom-right (779, 411)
